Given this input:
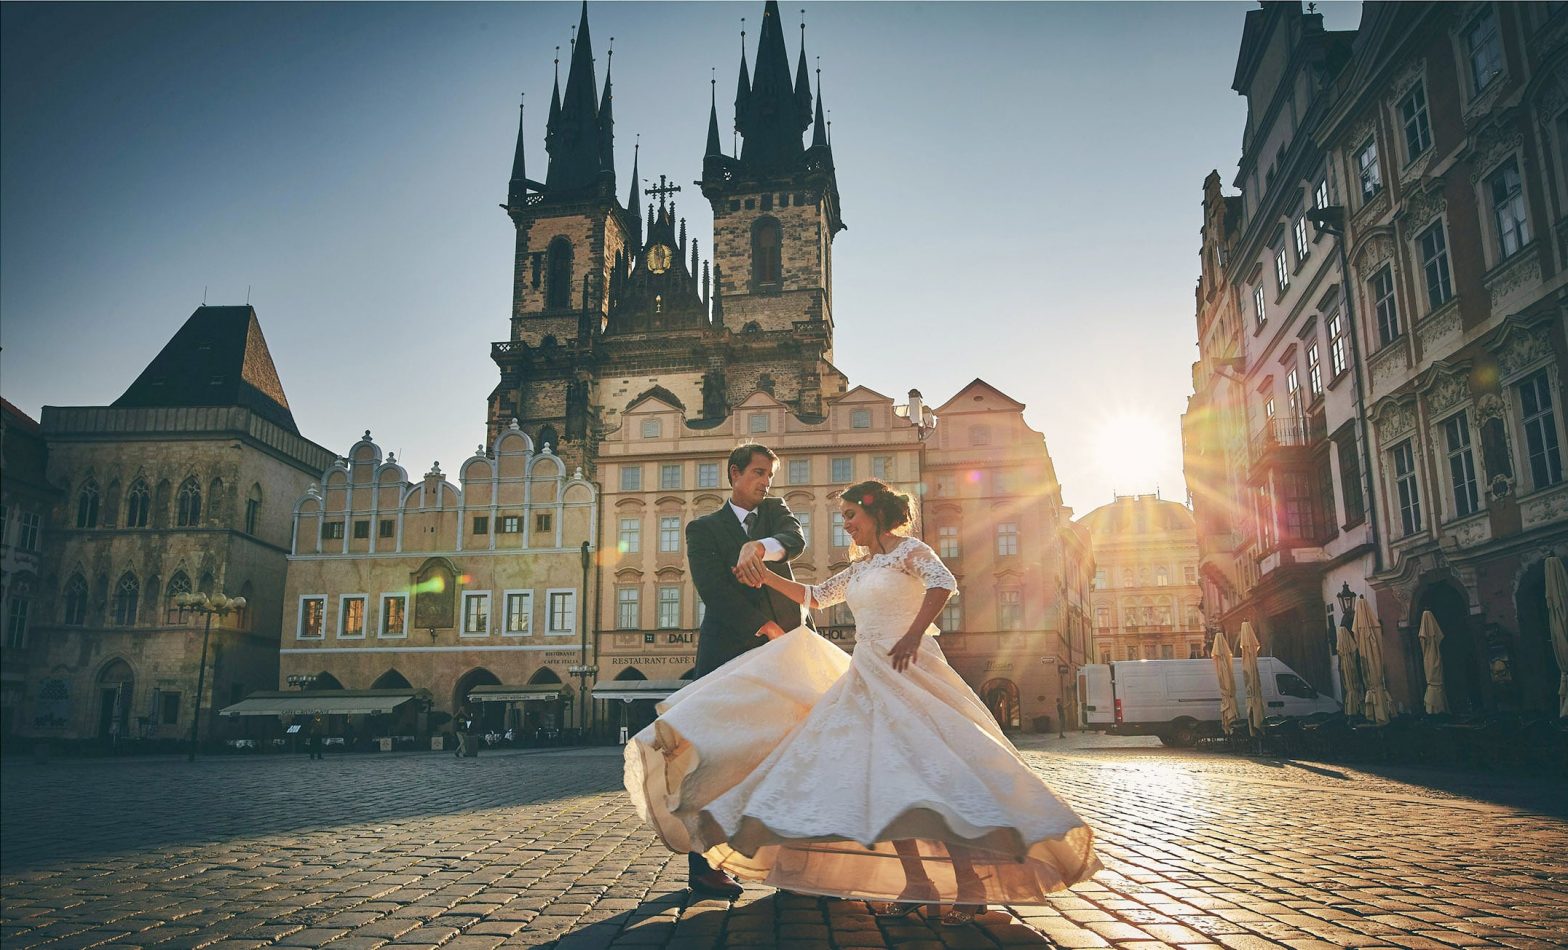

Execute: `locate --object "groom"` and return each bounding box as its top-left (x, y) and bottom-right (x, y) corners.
top-left (683, 442), bottom-right (806, 898)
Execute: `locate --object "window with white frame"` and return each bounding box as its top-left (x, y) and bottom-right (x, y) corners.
top-left (1392, 439), bottom-right (1423, 537)
top-left (641, 418), bottom-right (662, 439)
top-left (461, 591), bottom-right (491, 636)
top-left (1465, 7), bottom-right (1503, 94)
top-left (1371, 266), bottom-right (1400, 346)
top-left (1519, 370), bottom-right (1564, 490)
top-left (1307, 341), bottom-right (1323, 396)
top-left (1275, 248), bottom-right (1290, 293)
top-left (620, 466), bottom-right (642, 491)
top-left (1184, 565), bottom-right (1198, 584)
top-left (1399, 83), bottom-right (1432, 159)
top-left (17, 511), bottom-right (39, 552)
top-left (339, 595), bottom-right (367, 638)
top-left (697, 462), bottom-right (720, 489)
top-left (1095, 606), bottom-right (1110, 628)
top-left (1441, 412), bottom-right (1480, 519)
top-left (1314, 178), bottom-right (1330, 212)
top-left (749, 413), bottom-right (769, 434)
top-left (996, 522), bottom-right (1019, 556)
top-left (831, 511), bottom-right (849, 547)
top-left (872, 456), bottom-right (893, 480)
top-left (831, 457), bottom-right (852, 482)
top-left (788, 459), bottom-right (809, 484)
top-left (6, 598), bottom-right (30, 649)
top-left (1418, 221), bottom-right (1453, 309)
top-left (1488, 158), bottom-right (1530, 259)
top-left (1328, 312), bottom-right (1348, 376)
top-left (500, 515), bottom-right (521, 534)
top-left (1293, 216), bottom-right (1310, 262)
top-left (1356, 138), bottom-right (1382, 200)
top-left (299, 596), bottom-right (325, 639)
top-left (660, 464), bottom-right (682, 490)
top-left (1254, 285), bottom-right (1267, 329)
top-left (940, 600), bottom-right (961, 632)
top-left (998, 590), bottom-right (1022, 630)
top-left (547, 590), bottom-right (576, 635)
top-left (659, 516), bottom-right (681, 553)
top-left (938, 524), bottom-right (960, 559)
top-left (1265, 395), bottom-right (1276, 419)
top-left (618, 517), bottom-right (641, 553)
top-left (380, 594), bottom-right (407, 637)
top-left (503, 591), bottom-right (531, 635)
top-left (657, 586), bottom-right (681, 629)
top-left (616, 587), bottom-right (640, 629)
top-left (1156, 567), bottom-right (1170, 587)
top-left (1286, 367), bottom-right (1302, 418)
top-left (797, 511), bottom-right (811, 547)
top-left (850, 408), bottom-right (871, 429)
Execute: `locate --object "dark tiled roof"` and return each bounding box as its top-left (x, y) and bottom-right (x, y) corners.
top-left (113, 306), bottom-right (298, 433)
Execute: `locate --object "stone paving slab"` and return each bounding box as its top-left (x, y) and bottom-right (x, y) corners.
top-left (2, 737), bottom-right (1565, 949)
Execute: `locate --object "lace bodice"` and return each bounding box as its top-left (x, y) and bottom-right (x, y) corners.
top-left (806, 537), bottom-right (957, 643)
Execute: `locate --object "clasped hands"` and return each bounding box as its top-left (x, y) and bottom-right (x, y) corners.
top-left (733, 542), bottom-right (788, 641)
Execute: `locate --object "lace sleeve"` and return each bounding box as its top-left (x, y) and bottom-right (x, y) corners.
top-left (901, 540), bottom-right (957, 592)
top-left (806, 563), bottom-right (854, 611)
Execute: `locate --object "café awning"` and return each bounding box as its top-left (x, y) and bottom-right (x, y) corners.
top-left (592, 680), bottom-right (689, 702)
top-left (468, 684), bottom-right (572, 703)
top-left (220, 690), bottom-right (417, 717)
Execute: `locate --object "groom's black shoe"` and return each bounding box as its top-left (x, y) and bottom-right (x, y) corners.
top-left (689, 867), bottom-right (744, 899)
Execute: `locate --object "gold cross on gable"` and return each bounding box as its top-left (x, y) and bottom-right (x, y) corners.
top-left (645, 174), bottom-right (681, 208)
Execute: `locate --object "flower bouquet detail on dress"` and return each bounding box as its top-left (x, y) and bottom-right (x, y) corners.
top-left (624, 479), bottom-right (1102, 915)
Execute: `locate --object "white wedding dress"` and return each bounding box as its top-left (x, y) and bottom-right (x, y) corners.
top-left (625, 537), bottom-right (1102, 903)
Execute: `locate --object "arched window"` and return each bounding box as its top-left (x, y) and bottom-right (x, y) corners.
top-left (63, 574), bottom-right (89, 626)
top-left (76, 480), bottom-right (101, 528)
top-left (125, 480), bottom-right (151, 528)
top-left (113, 573), bottom-right (140, 626)
top-left (165, 572), bottom-right (192, 623)
top-left (546, 237), bottom-right (573, 309)
top-left (751, 217), bottom-right (782, 287)
top-left (176, 477), bottom-right (202, 527)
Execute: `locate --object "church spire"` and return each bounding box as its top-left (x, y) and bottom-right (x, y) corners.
top-left (597, 37), bottom-right (616, 187)
top-left (735, 1), bottom-right (807, 173)
top-left (810, 68), bottom-right (828, 150)
top-left (545, 1), bottom-right (609, 194)
top-left (705, 74), bottom-right (723, 157)
top-left (508, 94), bottom-right (529, 206)
top-left (627, 136), bottom-right (642, 245)
top-left (734, 23), bottom-right (752, 137)
top-left (794, 15), bottom-right (813, 131)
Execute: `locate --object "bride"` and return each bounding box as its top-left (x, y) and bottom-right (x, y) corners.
top-left (625, 479), bottom-right (1101, 922)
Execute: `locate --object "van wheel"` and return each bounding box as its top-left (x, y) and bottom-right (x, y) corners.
top-left (1157, 734), bottom-right (1181, 747)
top-left (1169, 720), bottom-right (1198, 748)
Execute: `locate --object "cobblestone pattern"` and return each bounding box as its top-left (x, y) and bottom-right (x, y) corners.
top-left (3, 737), bottom-right (1565, 949)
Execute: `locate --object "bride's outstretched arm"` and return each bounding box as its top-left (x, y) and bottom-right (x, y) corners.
top-left (750, 568), bottom-right (810, 606)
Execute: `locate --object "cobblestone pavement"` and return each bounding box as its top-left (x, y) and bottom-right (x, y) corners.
top-left (3, 735), bottom-right (1565, 949)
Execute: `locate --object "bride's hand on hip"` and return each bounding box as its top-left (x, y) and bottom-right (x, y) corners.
top-left (887, 630), bottom-right (923, 672)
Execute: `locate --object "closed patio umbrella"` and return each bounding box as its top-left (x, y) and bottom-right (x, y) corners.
top-left (1418, 611), bottom-right (1448, 715)
top-left (1239, 621), bottom-right (1266, 735)
top-left (1336, 622), bottom-right (1362, 718)
top-left (1354, 597), bottom-right (1392, 726)
top-left (1211, 629), bottom-right (1238, 735)
top-left (1547, 556), bottom-right (1567, 718)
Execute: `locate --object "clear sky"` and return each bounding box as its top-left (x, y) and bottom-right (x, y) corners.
top-left (0, 1), bottom-right (1361, 518)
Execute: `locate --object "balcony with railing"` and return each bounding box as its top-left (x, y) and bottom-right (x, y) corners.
top-left (1248, 409), bottom-right (1326, 482)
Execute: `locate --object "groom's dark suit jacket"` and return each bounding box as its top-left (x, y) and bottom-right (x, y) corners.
top-left (687, 496), bottom-right (806, 677)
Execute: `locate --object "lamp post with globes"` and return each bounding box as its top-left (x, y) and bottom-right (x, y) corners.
top-left (175, 591), bottom-right (247, 762)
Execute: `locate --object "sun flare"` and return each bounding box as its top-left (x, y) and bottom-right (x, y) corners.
top-left (1093, 410), bottom-right (1169, 491)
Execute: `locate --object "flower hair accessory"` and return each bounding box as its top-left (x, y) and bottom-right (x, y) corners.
top-left (861, 492), bottom-right (876, 507)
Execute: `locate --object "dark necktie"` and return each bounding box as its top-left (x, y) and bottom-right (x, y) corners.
top-left (742, 511), bottom-right (758, 539)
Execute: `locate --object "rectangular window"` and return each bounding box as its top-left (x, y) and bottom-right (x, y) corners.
top-left (321, 521), bottom-right (345, 540)
top-left (1293, 216), bottom-right (1310, 262)
top-left (1399, 83), bottom-right (1432, 159)
top-left (547, 590), bottom-right (576, 635)
top-left (657, 587), bottom-right (682, 629)
top-left (1125, 646), bottom-right (1139, 661)
top-left (17, 512), bottom-right (39, 552)
top-left (245, 498), bottom-right (261, 535)
top-left (935, 474), bottom-right (957, 497)
top-left (659, 516), bottom-right (681, 553)
top-left (5, 598), bottom-right (29, 649)
top-left (379, 518), bottom-right (395, 538)
top-left (380, 594), bottom-right (407, 637)
top-left (1265, 396), bottom-right (1276, 419)
top-left (1466, 7), bottom-right (1503, 93)
top-left (1520, 370), bottom-right (1564, 490)
top-left (749, 413), bottom-right (770, 434)
top-left (1254, 285), bottom-right (1267, 329)
top-left (535, 512), bottom-right (552, 534)
top-left (1418, 222), bottom-right (1453, 309)
top-left (352, 520), bottom-right (369, 540)
top-left (938, 525), bottom-right (960, 559)
top-left (1095, 606), bottom-right (1110, 628)
top-left (1161, 644), bottom-right (1175, 660)
top-left (1337, 431), bottom-right (1366, 526)
top-left (501, 515), bottom-right (522, 534)
top-left (1442, 412), bottom-right (1480, 519)
top-left (797, 511), bottom-right (811, 547)
top-left (1489, 158), bottom-right (1530, 259)
top-left (697, 463), bottom-right (720, 489)
top-left (1281, 471), bottom-right (1319, 542)
top-left (1307, 341), bottom-right (1323, 396)
top-left (160, 691), bottom-right (181, 725)
top-left (1184, 565), bottom-right (1198, 584)
top-left (1328, 312), bottom-right (1348, 377)
top-left (788, 459), bottom-right (809, 484)
top-left (998, 590), bottom-right (1023, 630)
top-left (1286, 367), bottom-right (1302, 418)
top-left (299, 596), bottom-right (325, 639)
top-left (618, 517), bottom-right (641, 553)
top-left (461, 591), bottom-right (491, 636)
top-left (641, 418), bottom-right (661, 438)
top-left (1314, 178), bottom-right (1330, 212)
top-left (619, 466), bottom-right (643, 491)
top-left (660, 464), bottom-right (682, 491)
top-left (1356, 138), bottom-right (1382, 200)
top-left (996, 522), bottom-right (1019, 556)
top-left (616, 587), bottom-right (641, 629)
top-left (1274, 247), bottom-right (1290, 293)
top-left (831, 512), bottom-right (849, 548)
top-left (851, 408), bottom-right (872, 429)
top-left (1371, 266), bottom-right (1400, 346)
top-left (872, 456), bottom-right (893, 480)
top-left (1094, 568), bottom-right (1108, 589)
top-left (940, 601), bottom-right (961, 632)
top-left (503, 591), bottom-right (532, 635)
top-left (831, 457), bottom-right (852, 483)
top-left (339, 595), bottom-right (366, 638)
top-left (473, 516), bottom-right (490, 535)
top-left (1393, 439), bottom-right (1423, 537)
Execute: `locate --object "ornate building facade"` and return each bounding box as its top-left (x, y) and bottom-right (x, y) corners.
top-left (1, 400), bottom-right (55, 740)
top-left (1082, 494), bottom-right (1204, 665)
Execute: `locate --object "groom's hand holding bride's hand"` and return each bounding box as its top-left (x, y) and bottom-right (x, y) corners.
top-left (734, 541), bottom-right (768, 586)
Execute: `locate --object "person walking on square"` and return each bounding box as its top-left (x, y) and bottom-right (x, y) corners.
top-left (626, 479), bottom-right (1100, 923)
top-left (675, 442), bottom-right (806, 899)
top-left (307, 714), bottom-right (325, 761)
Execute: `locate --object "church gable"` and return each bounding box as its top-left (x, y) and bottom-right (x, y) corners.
top-left (933, 378), bottom-right (1028, 416)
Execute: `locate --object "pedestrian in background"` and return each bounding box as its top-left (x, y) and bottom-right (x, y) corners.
top-left (308, 714), bottom-right (325, 760)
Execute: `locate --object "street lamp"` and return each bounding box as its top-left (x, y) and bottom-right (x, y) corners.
top-left (1336, 582), bottom-right (1357, 628)
top-left (175, 591), bottom-right (247, 762)
top-left (573, 540), bottom-right (596, 737)
top-left (287, 673), bottom-right (319, 690)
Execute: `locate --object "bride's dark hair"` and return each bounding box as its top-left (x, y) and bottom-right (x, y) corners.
top-left (843, 479), bottom-right (913, 533)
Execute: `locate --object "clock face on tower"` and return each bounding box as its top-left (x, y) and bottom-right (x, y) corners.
top-left (646, 244), bottom-right (673, 274)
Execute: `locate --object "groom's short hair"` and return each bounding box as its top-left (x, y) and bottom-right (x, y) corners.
top-left (727, 443), bottom-right (778, 483)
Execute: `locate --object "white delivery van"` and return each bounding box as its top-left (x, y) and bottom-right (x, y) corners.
top-left (1079, 658), bottom-right (1340, 747)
